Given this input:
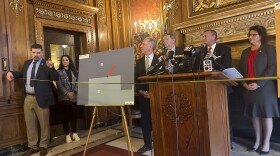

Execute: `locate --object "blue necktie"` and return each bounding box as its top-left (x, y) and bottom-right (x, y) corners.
top-left (30, 61), bottom-right (37, 87)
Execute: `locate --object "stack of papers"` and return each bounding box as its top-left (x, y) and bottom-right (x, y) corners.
top-left (222, 68), bottom-right (243, 79)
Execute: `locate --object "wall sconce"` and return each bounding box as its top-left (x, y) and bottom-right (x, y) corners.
top-left (9, 0), bottom-right (23, 16)
top-left (133, 19), bottom-right (159, 35)
top-left (132, 18), bottom-right (163, 61)
top-left (163, 0), bottom-right (177, 20)
top-left (164, 3), bottom-right (172, 12)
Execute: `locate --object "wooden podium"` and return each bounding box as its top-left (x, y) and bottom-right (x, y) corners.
top-left (139, 72), bottom-right (236, 156)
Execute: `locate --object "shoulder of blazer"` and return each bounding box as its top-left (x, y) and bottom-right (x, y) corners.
top-left (175, 46), bottom-right (184, 55)
top-left (136, 56), bottom-right (145, 65)
top-left (24, 59), bottom-right (33, 66)
top-left (215, 44), bottom-right (230, 51)
top-left (23, 59), bottom-right (33, 71)
top-left (260, 44), bottom-right (275, 52)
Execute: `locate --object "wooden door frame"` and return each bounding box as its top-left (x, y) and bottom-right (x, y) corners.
top-left (35, 18), bottom-right (93, 54)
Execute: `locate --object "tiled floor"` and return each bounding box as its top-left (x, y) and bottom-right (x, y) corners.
top-left (11, 125), bottom-right (280, 156)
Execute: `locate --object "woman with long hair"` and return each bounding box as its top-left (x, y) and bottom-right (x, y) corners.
top-left (56, 55), bottom-right (80, 143)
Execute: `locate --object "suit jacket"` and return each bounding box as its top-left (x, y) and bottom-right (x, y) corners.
top-left (135, 54), bottom-right (159, 92)
top-left (174, 46), bottom-right (184, 56)
top-left (238, 44), bottom-right (276, 87)
top-left (193, 43), bottom-right (232, 71)
top-left (11, 59), bottom-right (59, 108)
top-left (56, 69), bottom-right (78, 102)
top-left (164, 46), bottom-right (184, 56)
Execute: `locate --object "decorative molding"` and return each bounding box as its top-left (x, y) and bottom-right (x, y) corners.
top-left (167, 0), bottom-right (178, 20)
top-left (180, 8), bottom-right (275, 45)
top-left (117, 0), bottom-right (122, 26)
top-left (35, 7), bottom-right (91, 25)
top-left (111, 0), bottom-right (118, 24)
top-left (30, 0), bottom-right (98, 17)
top-left (193, 0), bottom-right (215, 12)
top-left (71, 0), bottom-right (87, 4)
top-left (96, 0), bottom-right (106, 28)
top-left (31, 0), bottom-right (98, 53)
top-left (215, 0), bottom-right (246, 8)
top-left (163, 93), bottom-right (193, 124)
top-left (175, 0), bottom-right (274, 30)
top-left (9, 0), bottom-right (23, 16)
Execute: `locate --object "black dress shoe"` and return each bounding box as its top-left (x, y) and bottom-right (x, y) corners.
top-left (39, 147), bottom-right (48, 156)
top-left (137, 145), bottom-right (151, 153)
top-left (22, 148), bottom-right (39, 156)
top-left (260, 150), bottom-right (269, 155)
top-left (247, 147), bottom-right (258, 151)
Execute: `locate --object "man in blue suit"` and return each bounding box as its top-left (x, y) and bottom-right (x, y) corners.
top-left (6, 44), bottom-right (59, 156)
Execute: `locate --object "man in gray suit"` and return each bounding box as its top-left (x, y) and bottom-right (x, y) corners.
top-left (6, 44), bottom-right (59, 156)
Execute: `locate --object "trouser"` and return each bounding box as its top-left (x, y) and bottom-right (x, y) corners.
top-left (139, 97), bottom-right (152, 148)
top-left (24, 95), bottom-right (50, 149)
top-left (59, 101), bottom-right (78, 134)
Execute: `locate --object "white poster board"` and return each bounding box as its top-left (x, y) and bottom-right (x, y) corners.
top-left (77, 47), bottom-right (134, 105)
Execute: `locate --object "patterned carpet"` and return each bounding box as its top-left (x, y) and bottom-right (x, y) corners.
top-left (72, 144), bottom-right (145, 156)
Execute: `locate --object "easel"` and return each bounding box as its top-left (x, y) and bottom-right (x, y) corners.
top-left (83, 104), bottom-right (134, 156)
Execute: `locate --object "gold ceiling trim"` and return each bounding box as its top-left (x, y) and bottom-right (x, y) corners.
top-left (174, 0), bottom-right (274, 30)
top-left (30, 0), bottom-right (99, 17)
top-left (35, 7), bottom-right (91, 26)
top-left (181, 9), bottom-right (275, 45)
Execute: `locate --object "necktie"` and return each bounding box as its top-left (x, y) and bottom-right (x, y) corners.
top-left (208, 47), bottom-right (212, 53)
top-left (30, 61), bottom-right (37, 87)
top-left (145, 56), bottom-right (149, 70)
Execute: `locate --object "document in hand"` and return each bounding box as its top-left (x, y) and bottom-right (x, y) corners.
top-left (222, 67), bottom-right (243, 79)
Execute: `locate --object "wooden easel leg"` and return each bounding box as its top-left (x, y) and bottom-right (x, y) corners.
top-left (83, 106), bottom-right (97, 156)
top-left (121, 106), bottom-right (134, 156)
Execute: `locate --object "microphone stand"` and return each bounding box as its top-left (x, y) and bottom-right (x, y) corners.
top-left (210, 57), bottom-right (225, 71)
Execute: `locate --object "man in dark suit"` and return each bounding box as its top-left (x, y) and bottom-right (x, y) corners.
top-left (202, 30), bottom-right (234, 148)
top-left (163, 33), bottom-right (184, 56)
top-left (201, 30), bottom-right (232, 71)
top-left (135, 37), bottom-right (159, 153)
top-left (6, 44), bottom-right (59, 156)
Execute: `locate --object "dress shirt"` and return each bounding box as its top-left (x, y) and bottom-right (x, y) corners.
top-left (208, 43), bottom-right (217, 54)
top-left (145, 53), bottom-right (154, 68)
top-left (26, 59), bottom-right (42, 94)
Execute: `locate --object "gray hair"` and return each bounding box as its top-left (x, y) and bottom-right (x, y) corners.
top-left (145, 37), bottom-right (156, 50)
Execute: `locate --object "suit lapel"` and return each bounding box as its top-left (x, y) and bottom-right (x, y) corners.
top-left (24, 60), bottom-right (32, 74)
top-left (151, 56), bottom-right (158, 67)
top-left (36, 59), bottom-right (45, 78)
top-left (213, 44), bottom-right (219, 55)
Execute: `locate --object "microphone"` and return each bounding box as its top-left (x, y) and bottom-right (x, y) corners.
top-left (146, 56), bottom-right (164, 74)
top-left (197, 44), bottom-right (206, 72)
top-left (147, 51), bottom-right (174, 75)
top-left (184, 45), bottom-right (195, 58)
top-left (209, 53), bottom-right (224, 71)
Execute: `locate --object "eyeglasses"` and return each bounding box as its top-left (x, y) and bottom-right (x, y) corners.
top-left (247, 34), bottom-right (259, 37)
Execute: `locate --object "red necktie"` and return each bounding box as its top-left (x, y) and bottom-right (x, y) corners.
top-left (208, 47), bottom-right (212, 53)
